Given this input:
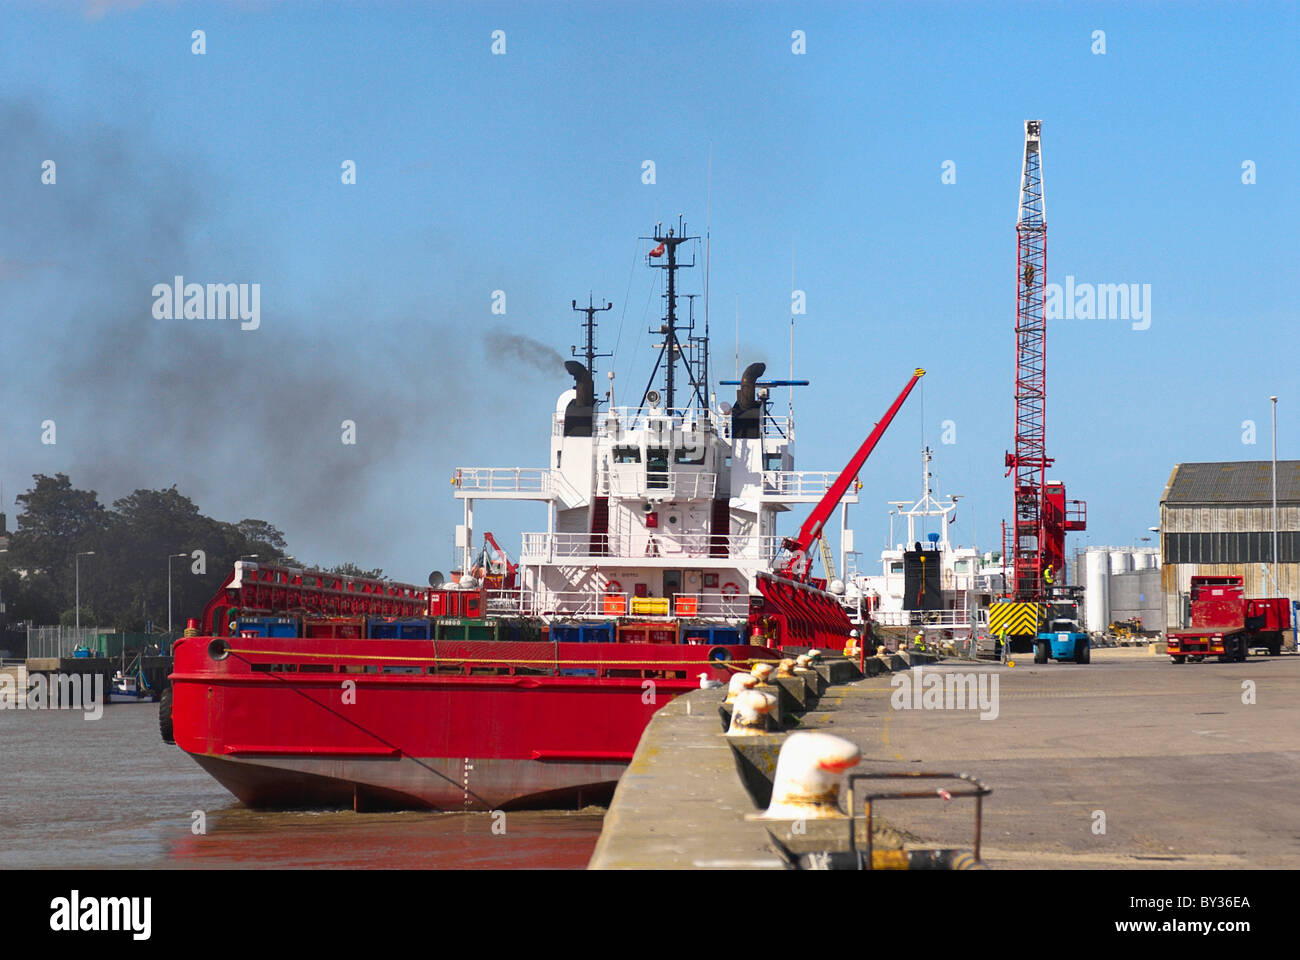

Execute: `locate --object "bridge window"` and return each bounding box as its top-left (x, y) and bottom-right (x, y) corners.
top-left (674, 446), bottom-right (705, 465)
top-left (763, 452), bottom-right (782, 472)
top-left (613, 446), bottom-right (640, 464)
top-left (646, 448), bottom-right (669, 488)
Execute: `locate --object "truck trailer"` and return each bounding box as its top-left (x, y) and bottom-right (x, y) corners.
top-left (1165, 575), bottom-right (1290, 663)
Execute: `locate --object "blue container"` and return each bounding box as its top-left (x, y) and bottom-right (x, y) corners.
top-left (553, 621), bottom-right (614, 674)
top-left (551, 622), bottom-right (615, 644)
top-left (681, 625), bottom-right (743, 646)
top-left (368, 618), bottom-right (433, 640)
top-left (236, 617), bottom-right (299, 638)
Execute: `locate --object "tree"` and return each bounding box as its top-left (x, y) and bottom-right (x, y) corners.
top-left (7, 474), bottom-right (106, 576)
top-left (236, 519), bottom-right (287, 553)
top-left (0, 476), bottom-right (293, 632)
top-left (325, 562), bottom-right (386, 580)
top-left (3, 474), bottom-right (107, 625)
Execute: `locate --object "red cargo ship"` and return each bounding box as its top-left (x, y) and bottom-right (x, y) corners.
top-left (164, 219), bottom-right (922, 810)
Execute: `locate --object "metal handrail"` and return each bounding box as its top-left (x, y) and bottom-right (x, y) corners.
top-left (846, 771), bottom-right (992, 869)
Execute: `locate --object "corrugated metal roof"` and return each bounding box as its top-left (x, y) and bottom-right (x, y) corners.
top-left (1162, 461), bottom-right (1300, 505)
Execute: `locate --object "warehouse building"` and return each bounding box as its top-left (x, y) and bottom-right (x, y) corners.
top-left (1159, 460), bottom-right (1300, 629)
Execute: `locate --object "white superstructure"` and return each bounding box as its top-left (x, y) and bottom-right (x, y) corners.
top-left (452, 366), bottom-right (854, 626)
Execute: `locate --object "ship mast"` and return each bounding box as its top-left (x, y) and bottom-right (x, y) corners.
top-left (639, 218), bottom-right (705, 413)
top-left (570, 294), bottom-right (613, 404)
top-left (895, 447), bottom-right (961, 551)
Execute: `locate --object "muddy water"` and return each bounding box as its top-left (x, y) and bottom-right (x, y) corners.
top-left (0, 705), bottom-right (603, 869)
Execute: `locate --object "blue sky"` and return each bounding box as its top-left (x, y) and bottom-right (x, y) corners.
top-left (0, 0), bottom-right (1295, 583)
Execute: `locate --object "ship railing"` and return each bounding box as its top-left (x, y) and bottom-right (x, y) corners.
top-left (452, 467), bottom-right (552, 495)
top-left (661, 593), bottom-right (750, 620)
top-left (520, 532), bottom-right (782, 561)
top-left (718, 415), bottom-right (794, 442)
top-left (873, 609), bottom-right (977, 628)
top-left (488, 588), bottom-right (749, 621)
top-left (760, 470), bottom-right (839, 498)
top-left (486, 589), bottom-right (612, 618)
top-left (601, 471), bottom-right (717, 500)
top-left (553, 408), bottom-right (722, 439)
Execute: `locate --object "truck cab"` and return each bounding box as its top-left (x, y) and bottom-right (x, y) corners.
top-left (1036, 617), bottom-right (1089, 664)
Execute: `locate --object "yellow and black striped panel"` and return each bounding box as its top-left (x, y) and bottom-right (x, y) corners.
top-left (988, 601), bottom-right (1043, 638)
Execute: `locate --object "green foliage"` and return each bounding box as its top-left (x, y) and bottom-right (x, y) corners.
top-left (324, 562), bottom-right (386, 581)
top-left (0, 474), bottom-right (294, 632)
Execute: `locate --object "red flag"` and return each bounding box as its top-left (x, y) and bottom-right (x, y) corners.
top-left (648, 242), bottom-right (666, 257)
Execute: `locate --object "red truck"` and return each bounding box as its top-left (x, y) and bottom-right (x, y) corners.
top-left (1166, 575), bottom-right (1291, 663)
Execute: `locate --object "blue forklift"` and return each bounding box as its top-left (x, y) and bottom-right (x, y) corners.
top-left (1034, 615), bottom-right (1090, 664)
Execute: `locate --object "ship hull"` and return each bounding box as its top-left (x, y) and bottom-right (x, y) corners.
top-left (189, 753), bottom-right (624, 811)
top-left (171, 634), bottom-right (769, 811)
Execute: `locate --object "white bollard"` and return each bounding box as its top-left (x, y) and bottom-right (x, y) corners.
top-left (758, 731), bottom-right (861, 818)
top-left (725, 672), bottom-right (759, 704)
top-left (726, 688), bottom-right (777, 736)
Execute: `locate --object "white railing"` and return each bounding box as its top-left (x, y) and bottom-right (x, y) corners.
top-left (484, 589), bottom-right (749, 621)
top-left (453, 467), bottom-right (551, 495)
top-left (873, 609), bottom-right (982, 628)
top-left (668, 593), bottom-right (751, 620)
top-left (520, 531), bottom-right (782, 562)
top-left (553, 408), bottom-right (722, 439)
top-left (602, 470), bottom-right (717, 500)
top-left (761, 471), bottom-right (838, 498)
top-left (549, 406), bottom-right (793, 441)
top-left (718, 414), bottom-right (794, 442)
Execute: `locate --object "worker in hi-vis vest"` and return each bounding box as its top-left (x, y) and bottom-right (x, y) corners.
top-left (1043, 564), bottom-right (1054, 585)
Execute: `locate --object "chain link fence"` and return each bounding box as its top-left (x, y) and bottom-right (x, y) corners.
top-left (25, 626), bottom-right (177, 659)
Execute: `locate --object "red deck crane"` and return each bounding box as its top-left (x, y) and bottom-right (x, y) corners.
top-left (1003, 121), bottom-right (1085, 603)
top-left (780, 368), bottom-right (926, 582)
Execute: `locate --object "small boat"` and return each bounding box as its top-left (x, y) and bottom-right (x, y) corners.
top-left (108, 671), bottom-right (150, 704)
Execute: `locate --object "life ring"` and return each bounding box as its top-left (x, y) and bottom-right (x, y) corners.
top-left (721, 582), bottom-right (740, 595)
top-left (605, 580), bottom-right (623, 594)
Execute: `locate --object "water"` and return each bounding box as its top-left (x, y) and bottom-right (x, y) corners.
top-left (0, 705), bottom-right (603, 869)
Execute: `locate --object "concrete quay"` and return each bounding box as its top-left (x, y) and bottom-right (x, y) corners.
top-left (591, 647), bottom-right (1300, 869)
top-left (589, 653), bottom-right (939, 870)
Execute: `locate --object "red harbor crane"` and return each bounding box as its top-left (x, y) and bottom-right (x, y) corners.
top-left (1003, 121), bottom-right (1085, 604)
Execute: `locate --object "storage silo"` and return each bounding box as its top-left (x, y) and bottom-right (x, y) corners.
top-left (1109, 549), bottom-right (1132, 575)
top-left (1132, 551), bottom-right (1153, 571)
top-left (1085, 549), bottom-right (1110, 632)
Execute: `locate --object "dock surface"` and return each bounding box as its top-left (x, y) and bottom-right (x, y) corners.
top-left (592, 648), bottom-right (1300, 869)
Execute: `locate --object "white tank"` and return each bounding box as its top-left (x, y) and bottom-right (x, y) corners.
top-left (1109, 549), bottom-right (1132, 575)
top-left (1085, 550), bottom-right (1110, 632)
top-left (1132, 551), bottom-right (1153, 571)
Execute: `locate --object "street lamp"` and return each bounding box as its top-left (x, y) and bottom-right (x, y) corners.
top-left (1270, 396), bottom-right (1278, 599)
top-left (75, 551), bottom-right (96, 631)
top-left (167, 552), bottom-right (188, 635)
